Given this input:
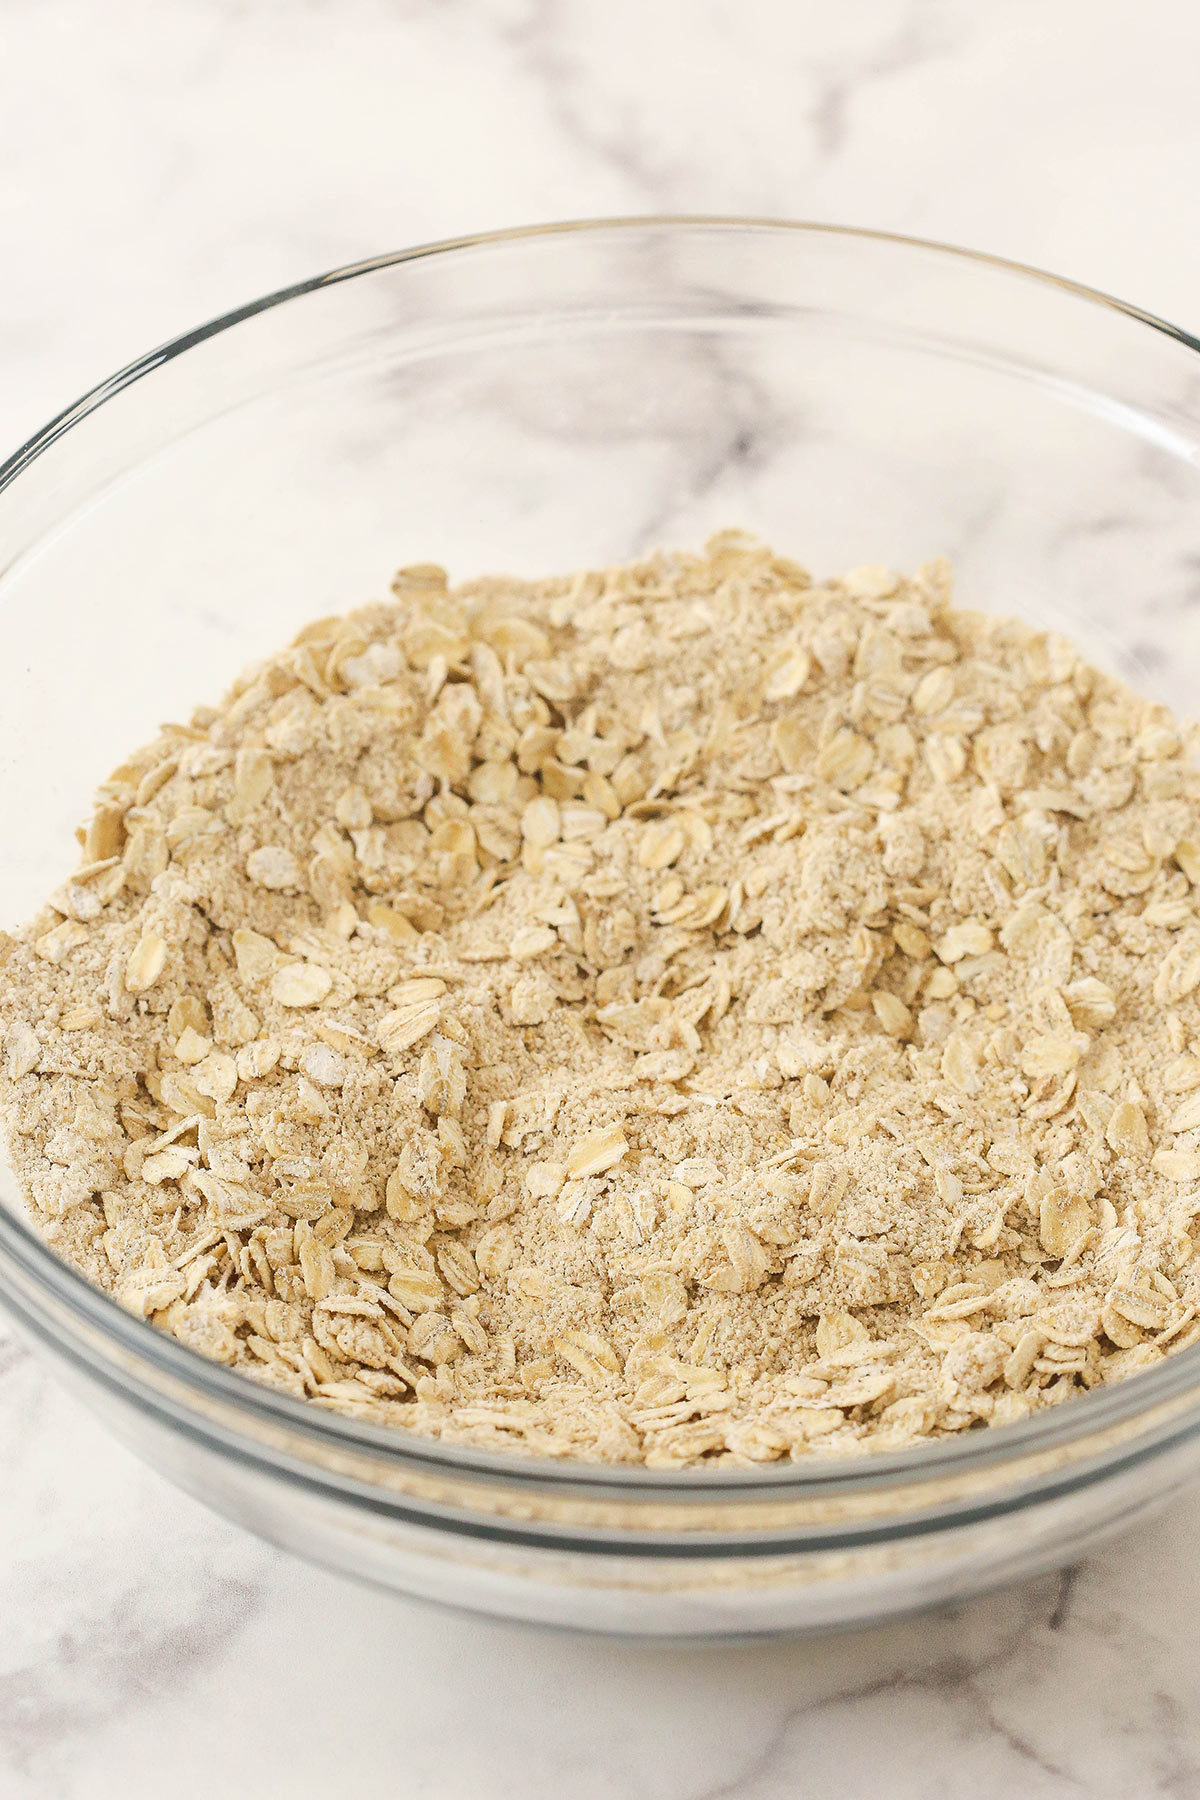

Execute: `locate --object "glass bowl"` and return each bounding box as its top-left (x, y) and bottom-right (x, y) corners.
top-left (4, 218), bottom-right (1200, 1639)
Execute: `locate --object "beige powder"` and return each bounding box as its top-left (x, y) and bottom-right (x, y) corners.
top-left (3, 533), bottom-right (1200, 1466)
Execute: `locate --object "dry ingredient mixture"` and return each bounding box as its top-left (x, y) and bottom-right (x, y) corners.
top-left (4, 534), bottom-right (1200, 1467)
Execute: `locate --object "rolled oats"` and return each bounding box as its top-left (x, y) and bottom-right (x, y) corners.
top-left (5, 535), bottom-right (1200, 1464)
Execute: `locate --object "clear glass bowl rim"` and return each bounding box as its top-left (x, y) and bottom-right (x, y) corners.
top-left (3, 212), bottom-right (1200, 1500)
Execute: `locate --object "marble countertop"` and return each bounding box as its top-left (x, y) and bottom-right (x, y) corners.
top-left (4, 1), bottom-right (1200, 1793)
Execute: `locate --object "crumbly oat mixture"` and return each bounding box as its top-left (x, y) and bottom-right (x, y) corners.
top-left (4, 534), bottom-right (1200, 1466)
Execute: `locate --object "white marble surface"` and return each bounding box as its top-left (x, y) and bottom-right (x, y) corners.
top-left (4, 1), bottom-right (1200, 1793)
